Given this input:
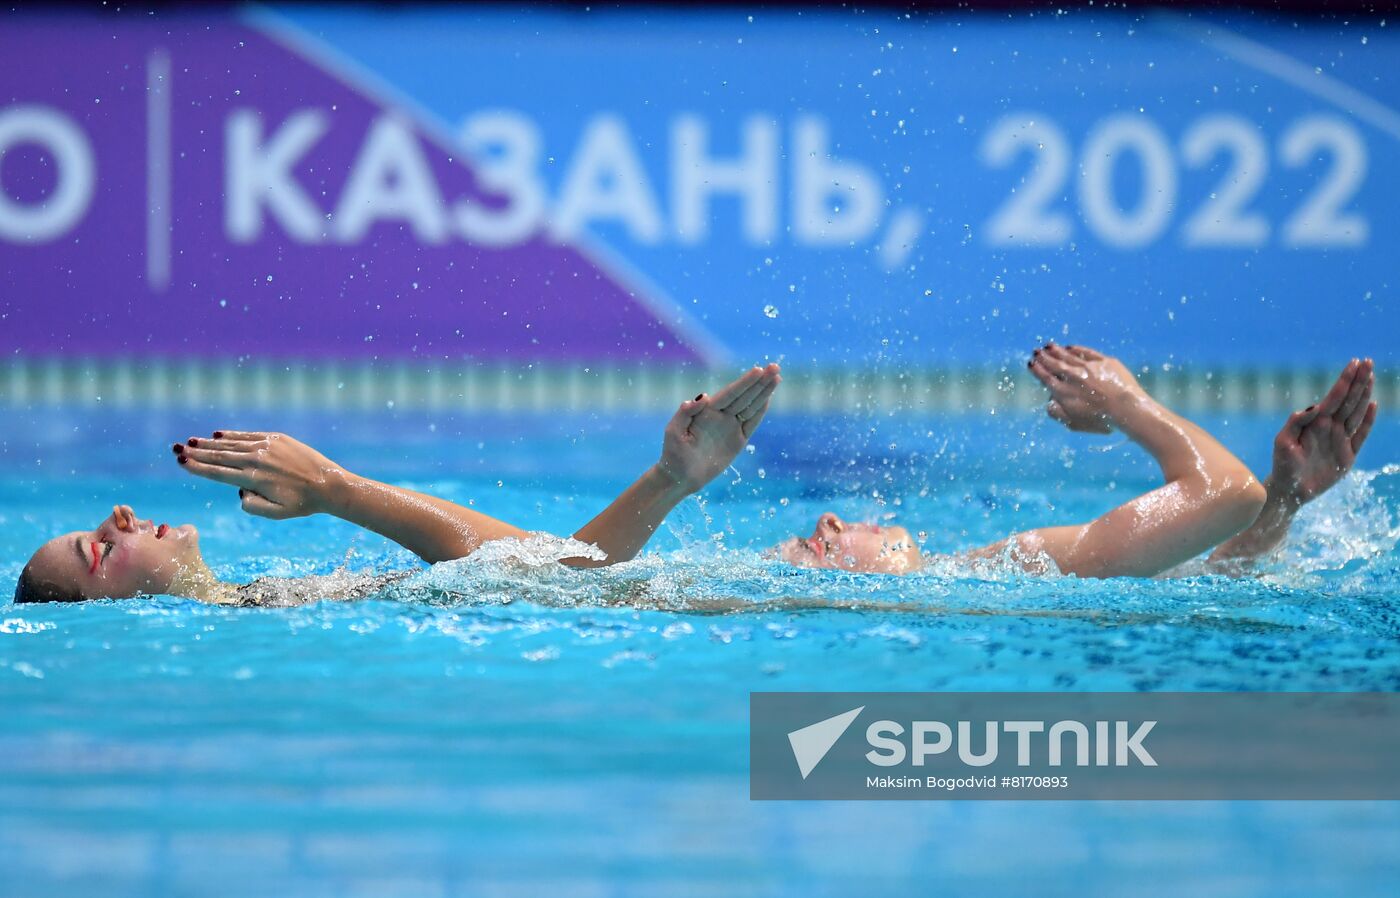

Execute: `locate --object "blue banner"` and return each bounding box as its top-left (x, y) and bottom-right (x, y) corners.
top-left (3, 5), bottom-right (1396, 369)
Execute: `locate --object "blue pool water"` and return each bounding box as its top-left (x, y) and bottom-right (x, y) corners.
top-left (2, 406), bottom-right (1398, 896)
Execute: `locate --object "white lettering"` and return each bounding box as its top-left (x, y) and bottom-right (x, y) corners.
top-left (333, 115), bottom-right (448, 243)
top-left (1116, 720), bottom-right (1157, 766)
top-left (552, 115), bottom-right (663, 243)
top-left (864, 721), bottom-right (906, 766)
top-left (0, 105), bottom-right (95, 242)
top-left (1078, 115), bottom-right (1176, 248)
top-left (792, 116), bottom-right (882, 244)
top-left (1003, 720), bottom-right (1046, 766)
top-left (456, 109), bottom-right (547, 246)
top-left (957, 721), bottom-right (999, 767)
top-left (1048, 720), bottom-right (1090, 766)
top-left (225, 109), bottom-right (327, 243)
top-left (671, 114), bottom-right (777, 244)
top-left (910, 721), bottom-right (951, 766)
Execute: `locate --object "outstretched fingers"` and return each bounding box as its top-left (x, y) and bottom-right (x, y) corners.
top-left (740, 396), bottom-right (773, 438)
top-left (1338, 359), bottom-right (1374, 429)
top-left (178, 444), bottom-right (256, 469)
top-left (709, 367), bottom-right (766, 409)
top-left (1314, 359), bottom-right (1360, 419)
top-left (722, 373), bottom-right (772, 415)
top-left (183, 437), bottom-right (255, 453)
top-left (1066, 344), bottom-right (1105, 361)
top-left (1351, 402), bottom-right (1377, 454)
top-left (735, 375), bottom-right (780, 423)
top-left (239, 490), bottom-right (286, 519)
top-left (1028, 356), bottom-right (1058, 388)
top-left (178, 456), bottom-right (257, 490)
top-left (1042, 343), bottom-right (1084, 368)
top-left (206, 430), bottom-right (266, 442)
top-left (1034, 348), bottom-right (1079, 381)
top-left (1329, 417), bottom-right (1358, 468)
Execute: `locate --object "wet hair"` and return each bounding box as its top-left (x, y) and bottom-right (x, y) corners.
top-left (13, 564), bottom-right (80, 604)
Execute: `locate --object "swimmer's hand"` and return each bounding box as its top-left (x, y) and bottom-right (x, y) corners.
top-left (1267, 358), bottom-right (1376, 507)
top-left (1028, 343), bottom-right (1146, 434)
top-left (1207, 359), bottom-right (1376, 568)
top-left (174, 430), bottom-right (346, 519)
top-left (656, 364), bottom-right (780, 494)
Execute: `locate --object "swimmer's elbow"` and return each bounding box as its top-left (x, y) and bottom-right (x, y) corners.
top-left (1215, 472), bottom-right (1268, 534)
top-left (1240, 477), bottom-right (1268, 514)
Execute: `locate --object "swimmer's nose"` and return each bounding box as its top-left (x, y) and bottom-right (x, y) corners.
top-left (817, 512), bottom-right (844, 536)
top-left (110, 505), bottom-right (151, 534)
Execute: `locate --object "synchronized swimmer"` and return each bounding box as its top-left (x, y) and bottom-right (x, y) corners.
top-left (12, 345), bottom-right (1379, 606)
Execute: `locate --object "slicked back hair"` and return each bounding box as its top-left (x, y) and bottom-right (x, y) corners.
top-left (13, 565), bottom-right (80, 604)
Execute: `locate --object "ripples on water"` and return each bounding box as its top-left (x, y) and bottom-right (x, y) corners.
top-left (3, 414), bottom-right (1399, 897)
top-left (6, 464), bottom-right (1396, 692)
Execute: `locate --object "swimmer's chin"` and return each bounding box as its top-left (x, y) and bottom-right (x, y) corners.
top-left (166, 522), bottom-right (201, 546)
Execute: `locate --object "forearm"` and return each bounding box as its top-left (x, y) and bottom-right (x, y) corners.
top-left (1206, 477), bottom-right (1302, 564)
top-left (566, 466), bottom-right (693, 568)
top-left (1111, 393), bottom-right (1255, 487)
top-left (1034, 394), bottom-right (1267, 578)
top-left (323, 471), bottom-right (531, 564)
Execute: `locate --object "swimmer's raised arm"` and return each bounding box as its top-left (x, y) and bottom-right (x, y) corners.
top-left (174, 432), bottom-right (530, 563)
top-left (564, 364), bottom-right (780, 567)
top-left (968, 344), bottom-right (1266, 578)
top-left (1206, 359), bottom-right (1376, 570)
top-left (173, 365), bottom-right (779, 568)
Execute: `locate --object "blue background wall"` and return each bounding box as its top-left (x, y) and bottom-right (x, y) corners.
top-left (1, 4), bottom-right (1395, 370)
top-left (272, 4), bottom-right (1398, 368)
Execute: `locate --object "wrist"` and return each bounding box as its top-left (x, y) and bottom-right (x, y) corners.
top-left (1104, 388), bottom-right (1158, 430)
top-left (317, 466), bottom-right (359, 517)
top-left (647, 463), bottom-right (699, 498)
top-left (1261, 475), bottom-right (1306, 515)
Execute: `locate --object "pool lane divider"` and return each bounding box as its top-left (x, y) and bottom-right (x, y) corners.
top-left (0, 359), bottom-right (1392, 415)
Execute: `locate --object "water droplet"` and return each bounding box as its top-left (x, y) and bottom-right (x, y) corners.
top-left (763, 305), bottom-right (779, 319)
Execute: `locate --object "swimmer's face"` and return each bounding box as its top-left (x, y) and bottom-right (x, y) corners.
top-left (779, 512), bottom-right (922, 574)
top-left (19, 505), bottom-right (203, 602)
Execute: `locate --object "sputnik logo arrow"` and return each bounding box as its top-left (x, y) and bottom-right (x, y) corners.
top-left (787, 706), bottom-right (864, 779)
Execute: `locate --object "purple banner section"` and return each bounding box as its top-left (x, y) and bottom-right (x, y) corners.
top-left (0, 15), bottom-right (709, 363)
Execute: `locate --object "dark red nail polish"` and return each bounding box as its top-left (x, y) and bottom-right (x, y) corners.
top-left (1306, 405), bottom-right (1314, 411)
top-left (213, 431), bottom-right (223, 439)
top-left (238, 489), bottom-right (245, 499)
top-left (694, 393), bottom-right (704, 401)
top-left (177, 456), bottom-right (187, 465)
top-left (1027, 361), bottom-right (1034, 369)
top-left (171, 443), bottom-right (181, 454)
top-left (187, 438), bottom-right (198, 447)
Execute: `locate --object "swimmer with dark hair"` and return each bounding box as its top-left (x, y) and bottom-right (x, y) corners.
top-left (13, 365), bottom-right (781, 605)
top-left (12, 348), bottom-right (1379, 605)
